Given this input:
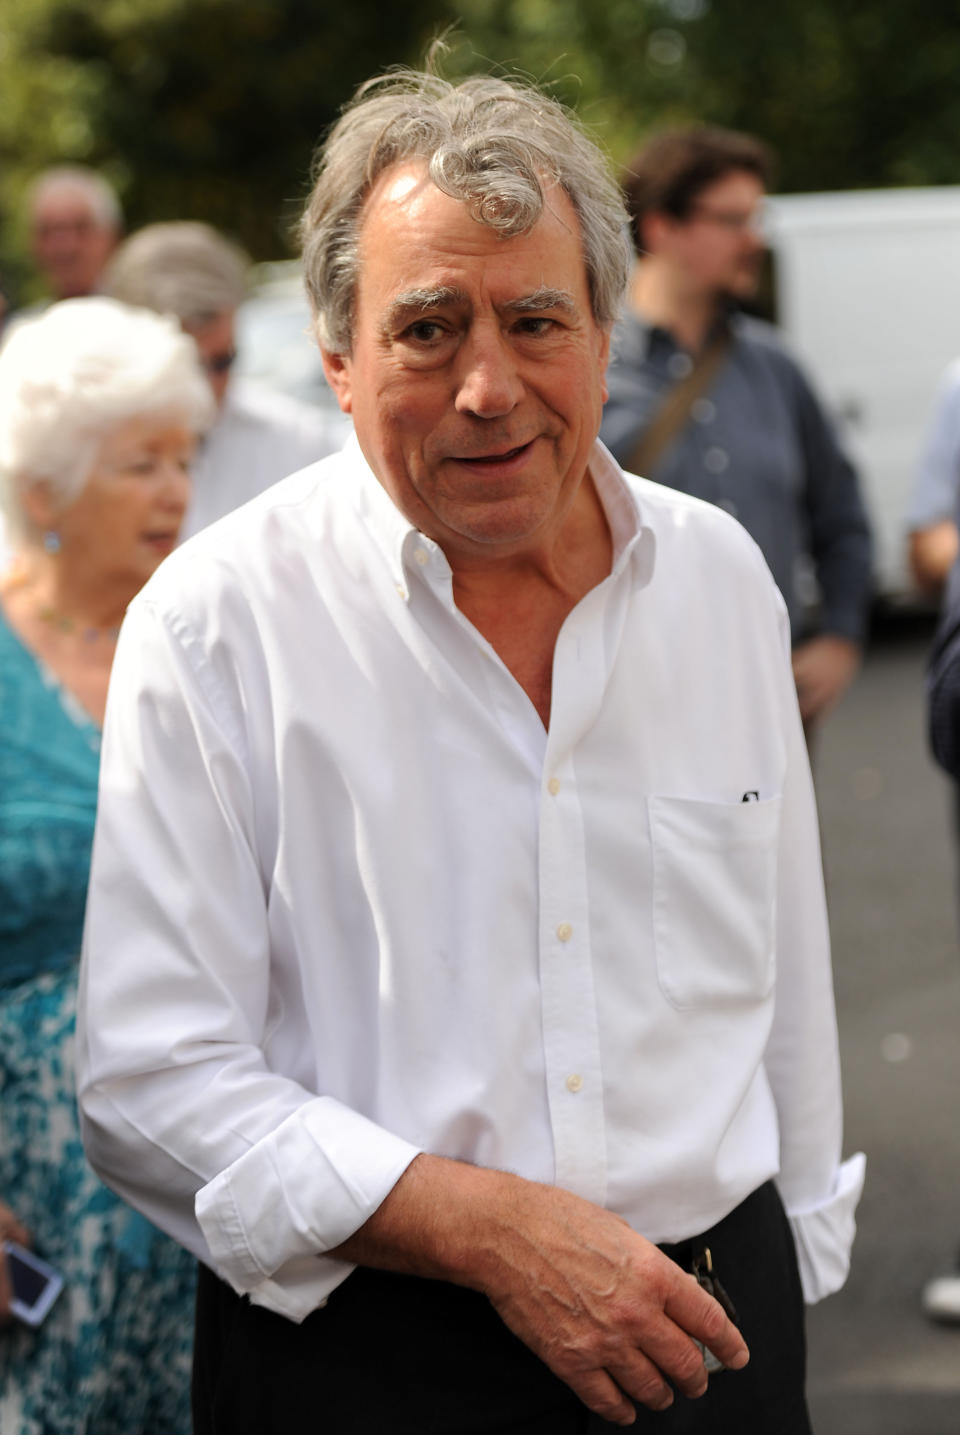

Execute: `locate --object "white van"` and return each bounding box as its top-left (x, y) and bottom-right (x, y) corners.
top-left (765, 185), bottom-right (960, 602)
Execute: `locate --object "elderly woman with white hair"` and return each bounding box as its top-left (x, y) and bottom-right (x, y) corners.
top-left (0, 297), bottom-right (213, 1432)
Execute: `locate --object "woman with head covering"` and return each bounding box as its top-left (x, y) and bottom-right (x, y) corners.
top-left (0, 297), bottom-right (214, 1432)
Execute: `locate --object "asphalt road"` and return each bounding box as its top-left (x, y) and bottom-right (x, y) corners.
top-left (806, 615), bottom-right (960, 1434)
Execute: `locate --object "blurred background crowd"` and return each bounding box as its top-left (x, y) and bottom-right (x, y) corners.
top-left (4, 4), bottom-right (960, 1433)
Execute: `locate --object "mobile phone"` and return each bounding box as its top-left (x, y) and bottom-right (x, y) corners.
top-left (3, 1239), bottom-right (64, 1327)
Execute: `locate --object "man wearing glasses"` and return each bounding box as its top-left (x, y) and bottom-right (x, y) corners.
top-left (600, 128), bottom-right (872, 735)
top-left (104, 222), bottom-right (349, 537)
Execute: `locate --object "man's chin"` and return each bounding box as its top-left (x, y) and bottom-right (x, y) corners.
top-left (720, 269), bottom-right (764, 304)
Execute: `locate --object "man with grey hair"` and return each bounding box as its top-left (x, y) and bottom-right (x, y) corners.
top-left (27, 165), bottom-right (122, 303)
top-left (79, 66), bottom-right (862, 1433)
top-left (104, 221), bottom-right (348, 535)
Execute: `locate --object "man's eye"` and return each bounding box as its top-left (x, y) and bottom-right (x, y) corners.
top-left (404, 320), bottom-right (447, 344)
top-left (515, 316), bottom-right (555, 337)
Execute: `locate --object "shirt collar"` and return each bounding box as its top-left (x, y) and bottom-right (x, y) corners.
top-left (348, 432), bottom-right (655, 596)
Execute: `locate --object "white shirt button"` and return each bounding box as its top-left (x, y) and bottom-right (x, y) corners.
top-left (566, 1073), bottom-right (584, 1093)
top-left (556, 922), bottom-right (573, 942)
top-left (547, 777), bottom-right (561, 796)
top-left (668, 352), bottom-right (693, 379)
top-left (395, 584), bottom-right (408, 600)
top-left (691, 398), bottom-right (716, 424)
top-left (413, 548), bottom-right (429, 566)
top-left (704, 446), bottom-right (729, 474)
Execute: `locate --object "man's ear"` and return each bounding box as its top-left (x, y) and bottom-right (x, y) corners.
top-left (640, 210), bottom-right (672, 256)
top-left (321, 349), bottom-right (353, 415)
top-left (598, 326), bottom-right (612, 406)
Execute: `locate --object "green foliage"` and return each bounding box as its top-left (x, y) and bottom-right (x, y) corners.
top-left (0, 0), bottom-right (444, 306)
top-left (5, 0), bottom-right (960, 309)
top-left (445, 1), bottom-right (960, 192)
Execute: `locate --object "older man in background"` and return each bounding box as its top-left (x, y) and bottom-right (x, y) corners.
top-left (104, 221), bottom-right (349, 535)
top-left (27, 165), bottom-right (122, 303)
top-left (79, 66), bottom-right (862, 1434)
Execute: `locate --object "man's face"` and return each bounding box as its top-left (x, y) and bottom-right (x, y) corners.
top-left (31, 191), bottom-right (117, 300)
top-left (663, 169), bottom-right (766, 302)
top-left (184, 311), bottom-right (237, 408)
top-left (322, 163), bottom-right (611, 564)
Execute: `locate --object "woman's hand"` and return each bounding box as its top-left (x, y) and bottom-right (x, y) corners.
top-left (0, 1201), bottom-right (31, 1325)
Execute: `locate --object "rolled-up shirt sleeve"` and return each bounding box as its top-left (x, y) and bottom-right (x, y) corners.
top-left (77, 596), bottom-right (421, 1322)
top-left (762, 598), bottom-right (866, 1302)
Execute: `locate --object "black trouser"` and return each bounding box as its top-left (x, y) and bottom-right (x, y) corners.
top-left (193, 1180), bottom-right (812, 1434)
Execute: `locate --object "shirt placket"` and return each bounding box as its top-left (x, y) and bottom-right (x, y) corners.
top-left (538, 587), bottom-right (613, 1206)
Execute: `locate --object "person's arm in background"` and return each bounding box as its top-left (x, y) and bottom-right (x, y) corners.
top-left (787, 356), bottom-right (873, 723)
top-left (927, 554), bottom-right (960, 780)
top-left (907, 363), bottom-right (960, 596)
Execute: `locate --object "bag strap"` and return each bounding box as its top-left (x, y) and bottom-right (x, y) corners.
top-left (626, 326), bottom-right (732, 476)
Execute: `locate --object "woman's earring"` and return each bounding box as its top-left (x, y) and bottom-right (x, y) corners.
top-left (42, 530), bottom-right (61, 555)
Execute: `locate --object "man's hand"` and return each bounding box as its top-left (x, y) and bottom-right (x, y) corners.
top-left (333, 1155), bottom-right (748, 1426)
top-left (0, 1201), bottom-right (31, 1325)
top-left (481, 1178), bottom-right (748, 1425)
top-left (791, 634), bottom-right (861, 723)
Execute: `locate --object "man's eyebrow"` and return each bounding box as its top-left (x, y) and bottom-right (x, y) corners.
top-left (385, 286), bottom-right (468, 328)
top-left (501, 287), bottom-right (577, 315)
top-left (384, 284), bottom-right (578, 330)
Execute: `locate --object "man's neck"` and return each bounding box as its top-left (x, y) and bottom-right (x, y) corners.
top-left (449, 471), bottom-right (613, 730)
top-left (628, 258), bottom-right (720, 355)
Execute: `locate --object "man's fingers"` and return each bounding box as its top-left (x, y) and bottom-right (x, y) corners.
top-left (664, 1272), bottom-right (749, 1373)
top-left (569, 1367), bottom-right (642, 1426)
top-left (605, 1347), bottom-right (680, 1414)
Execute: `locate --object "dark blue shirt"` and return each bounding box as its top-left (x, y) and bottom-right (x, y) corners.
top-left (600, 309), bottom-right (873, 643)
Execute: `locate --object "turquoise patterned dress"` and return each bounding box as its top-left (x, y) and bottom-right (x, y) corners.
top-left (0, 612), bottom-right (196, 1433)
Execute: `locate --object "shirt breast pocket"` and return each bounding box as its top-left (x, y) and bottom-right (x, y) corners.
top-left (648, 793), bottom-right (782, 1010)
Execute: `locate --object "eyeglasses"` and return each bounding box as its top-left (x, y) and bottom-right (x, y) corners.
top-left (202, 350), bottom-right (237, 376)
top-left (688, 203), bottom-right (767, 237)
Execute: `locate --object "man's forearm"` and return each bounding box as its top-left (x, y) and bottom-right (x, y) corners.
top-left (332, 1153), bottom-right (748, 1428)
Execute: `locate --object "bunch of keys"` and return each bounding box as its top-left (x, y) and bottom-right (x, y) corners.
top-left (692, 1247), bottom-right (739, 1375)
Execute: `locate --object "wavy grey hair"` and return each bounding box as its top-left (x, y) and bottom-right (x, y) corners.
top-left (103, 221), bottom-right (250, 327)
top-left (0, 297), bottom-right (214, 543)
top-left (300, 69), bottom-right (632, 354)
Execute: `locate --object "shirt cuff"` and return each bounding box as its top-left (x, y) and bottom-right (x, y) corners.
top-left (195, 1096), bottom-right (421, 1314)
top-left (785, 1151), bottom-right (866, 1304)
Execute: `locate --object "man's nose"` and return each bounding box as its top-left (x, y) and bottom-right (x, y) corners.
top-left (454, 329), bottom-right (524, 419)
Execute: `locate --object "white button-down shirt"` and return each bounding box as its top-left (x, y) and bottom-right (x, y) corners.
top-left (78, 437), bottom-right (863, 1323)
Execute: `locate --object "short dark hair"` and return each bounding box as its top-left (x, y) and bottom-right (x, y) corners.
top-left (622, 126), bottom-right (774, 254)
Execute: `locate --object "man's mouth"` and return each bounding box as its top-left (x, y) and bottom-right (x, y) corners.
top-left (454, 440), bottom-right (533, 465)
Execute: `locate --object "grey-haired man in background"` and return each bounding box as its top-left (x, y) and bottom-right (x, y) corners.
top-left (104, 221), bottom-right (348, 535)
